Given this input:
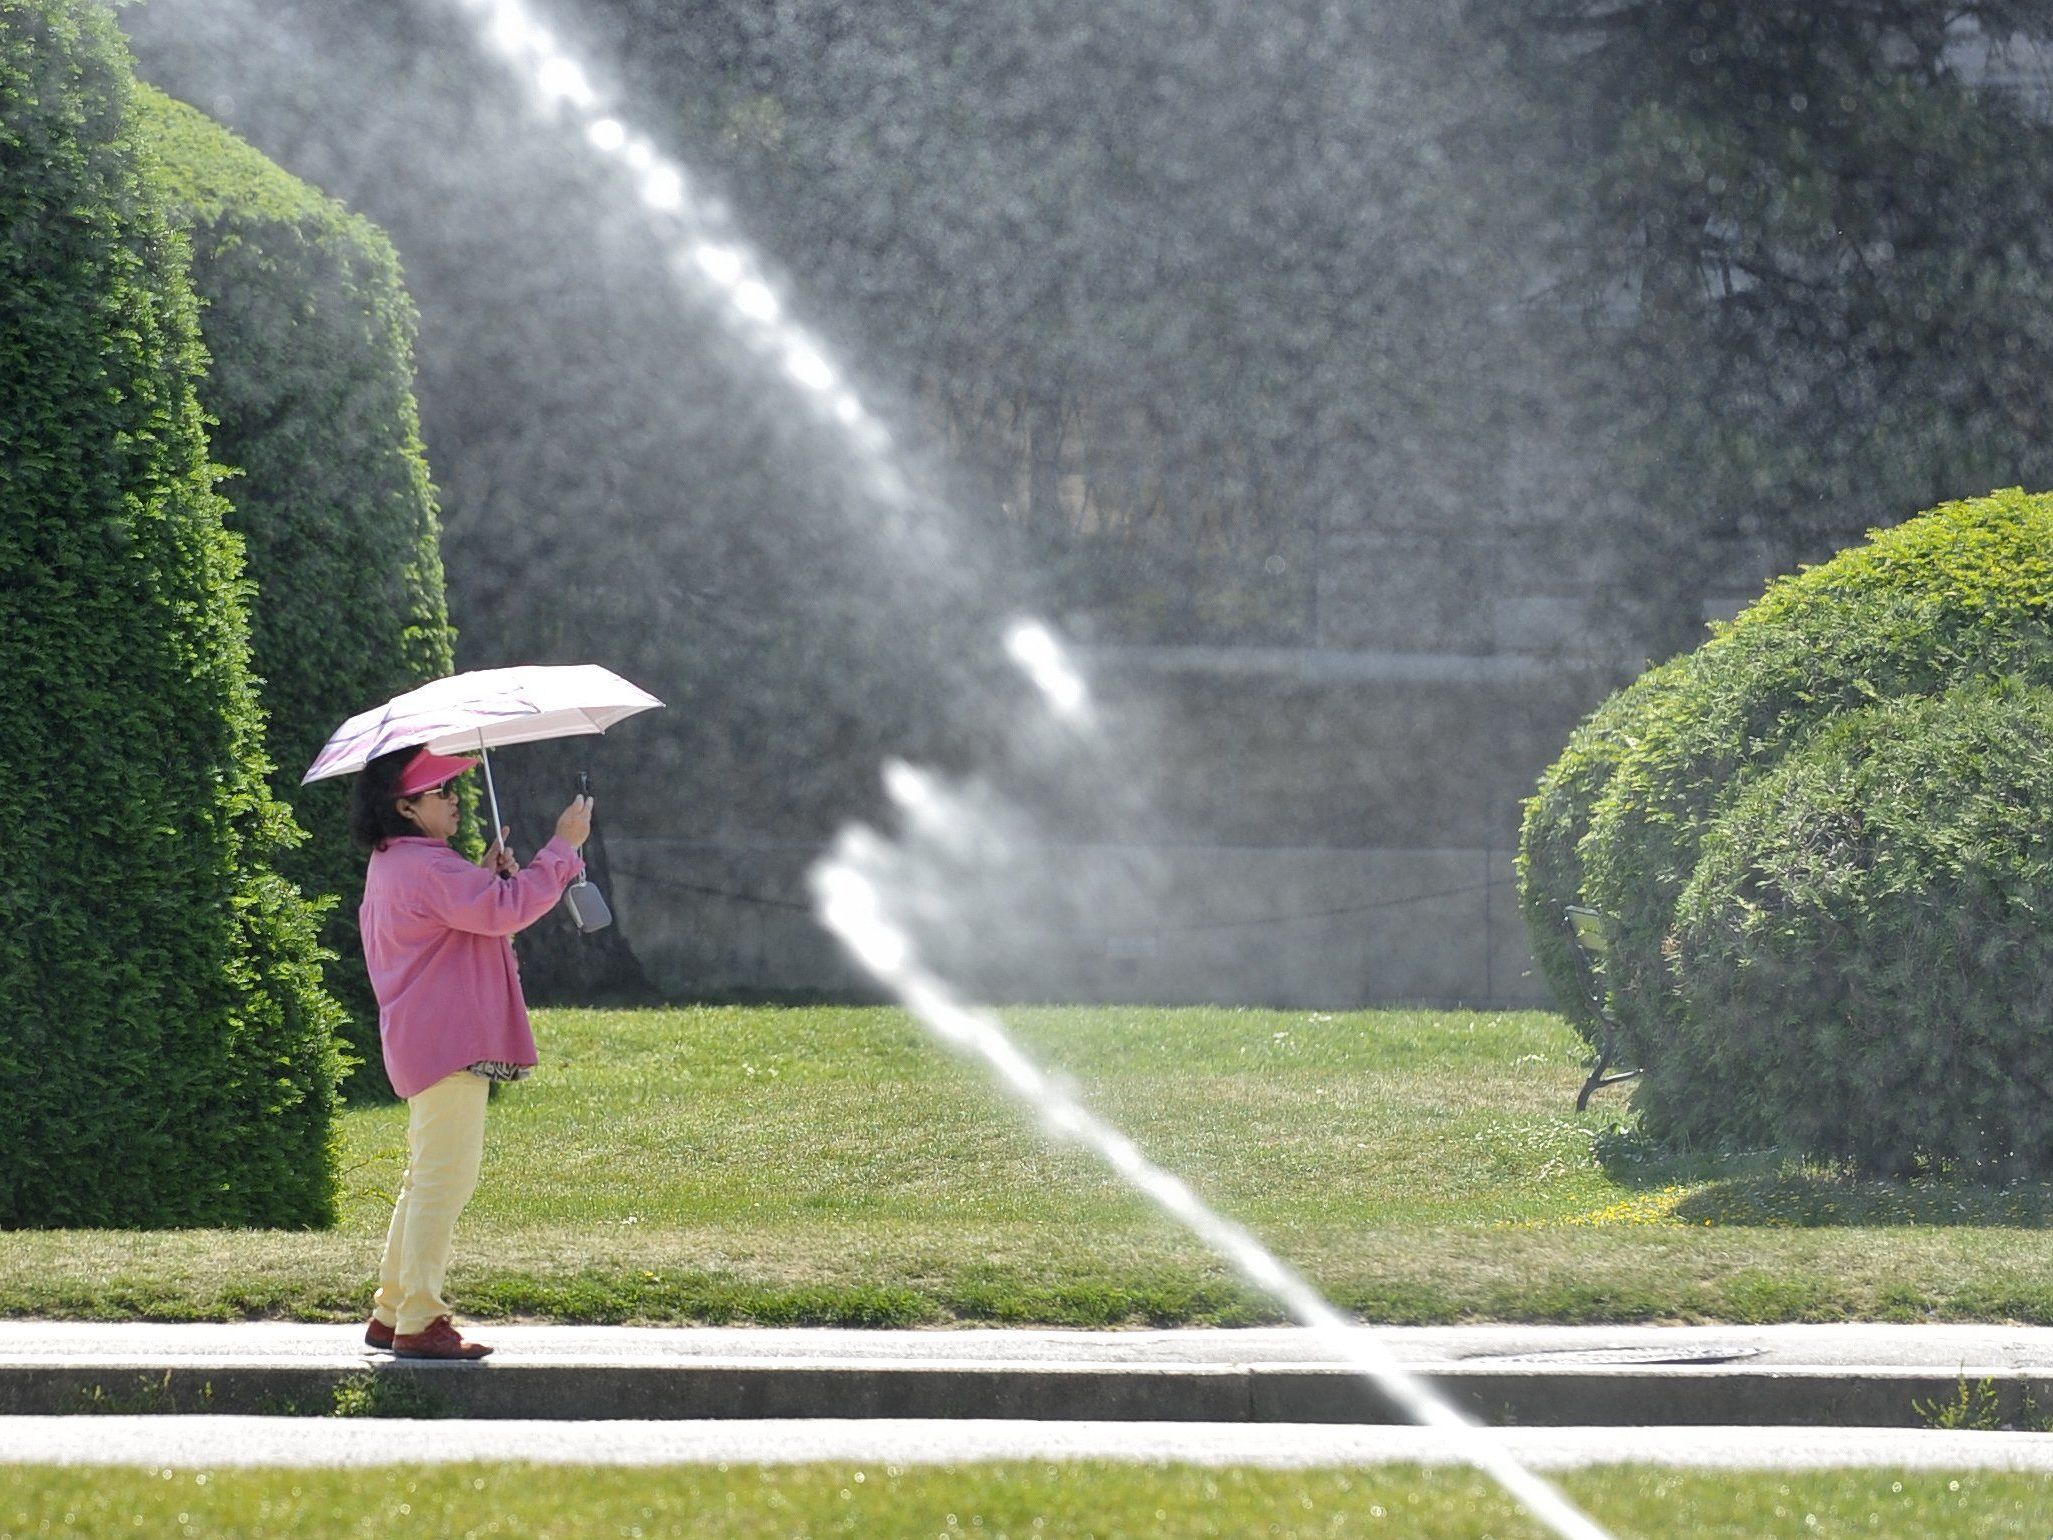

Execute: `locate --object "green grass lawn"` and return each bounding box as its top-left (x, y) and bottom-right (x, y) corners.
top-left (6, 1005), bottom-right (2053, 1325)
top-left (4, 1462), bottom-right (2050, 1538)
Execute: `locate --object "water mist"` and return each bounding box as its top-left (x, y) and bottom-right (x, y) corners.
top-left (441, 2), bottom-right (1615, 1535)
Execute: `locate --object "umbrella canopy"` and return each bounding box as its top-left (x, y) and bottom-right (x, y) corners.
top-left (302, 665), bottom-right (664, 784)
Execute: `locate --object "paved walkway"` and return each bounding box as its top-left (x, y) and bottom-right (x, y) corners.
top-left (5, 1320), bottom-right (2048, 1371)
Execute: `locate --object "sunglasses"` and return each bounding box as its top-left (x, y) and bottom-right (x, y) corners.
top-left (408, 783), bottom-right (458, 802)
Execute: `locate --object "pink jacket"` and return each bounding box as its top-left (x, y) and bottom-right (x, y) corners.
top-left (359, 834), bottom-right (584, 1099)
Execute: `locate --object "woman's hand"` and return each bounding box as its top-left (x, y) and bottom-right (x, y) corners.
top-left (485, 826), bottom-right (519, 877)
top-left (555, 794), bottom-right (594, 851)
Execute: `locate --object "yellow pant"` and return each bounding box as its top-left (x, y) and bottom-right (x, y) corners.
top-left (373, 1070), bottom-right (489, 1337)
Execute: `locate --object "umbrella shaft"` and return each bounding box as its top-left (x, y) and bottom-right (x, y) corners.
top-left (478, 735), bottom-right (506, 873)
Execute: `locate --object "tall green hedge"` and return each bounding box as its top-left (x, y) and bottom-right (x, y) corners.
top-left (1669, 683), bottom-right (2053, 1174)
top-left (132, 87), bottom-right (457, 1099)
top-left (0, 0), bottom-right (343, 1225)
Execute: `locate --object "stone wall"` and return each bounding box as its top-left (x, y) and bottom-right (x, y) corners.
top-left (606, 646), bottom-right (1633, 1007)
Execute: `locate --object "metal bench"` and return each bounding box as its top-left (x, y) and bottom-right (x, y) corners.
top-left (1564, 904), bottom-right (1642, 1112)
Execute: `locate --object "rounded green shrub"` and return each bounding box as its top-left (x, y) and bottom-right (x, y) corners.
top-left (1576, 488), bottom-right (2053, 1064)
top-left (1516, 656), bottom-right (1685, 1051)
top-left (0, 0), bottom-right (343, 1225)
top-left (134, 87), bottom-right (457, 1099)
top-left (1665, 682), bottom-right (2053, 1174)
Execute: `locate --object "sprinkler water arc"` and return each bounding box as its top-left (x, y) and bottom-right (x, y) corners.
top-left (437, 3), bottom-right (1617, 1535)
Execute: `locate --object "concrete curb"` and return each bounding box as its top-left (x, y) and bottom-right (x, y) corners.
top-left (9, 1325), bottom-right (2051, 1428)
top-left (4, 1360), bottom-right (2045, 1427)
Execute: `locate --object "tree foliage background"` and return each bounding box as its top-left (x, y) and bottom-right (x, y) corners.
top-left (1470, 0), bottom-right (2053, 653)
top-left (123, 0), bottom-right (2053, 657)
top-left (113, 0), bottom-right (2053, 1004)
top-left (115, 0), bottom-right (1531, 862)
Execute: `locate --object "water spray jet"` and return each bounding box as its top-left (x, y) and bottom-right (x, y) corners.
top-left (431, 3), bottom-right (1616, 1535)
top-left (1004, 619), bottom-right (1092, 724)
top-left (813, 838), bottom-right (1613, 1540)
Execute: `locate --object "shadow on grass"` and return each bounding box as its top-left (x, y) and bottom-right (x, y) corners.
top-left (1594, 1126), bottom-right (2053, 1228)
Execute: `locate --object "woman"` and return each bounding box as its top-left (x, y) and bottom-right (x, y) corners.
top-left (348, 743), bottom-right (592, 1360)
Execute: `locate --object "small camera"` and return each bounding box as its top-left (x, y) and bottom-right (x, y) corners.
top-left (563, 770), bottom-right (612, 933)
top-left (564, 878), bottom-right (612, 933)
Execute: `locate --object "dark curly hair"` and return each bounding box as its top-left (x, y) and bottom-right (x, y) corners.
top-left (348, 746), bottom-right (426, 851)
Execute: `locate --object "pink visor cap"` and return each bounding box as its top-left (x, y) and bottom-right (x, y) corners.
top-left (395, 747), bottom-right (481, 797)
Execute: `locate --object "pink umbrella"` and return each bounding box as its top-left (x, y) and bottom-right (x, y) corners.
top-left (302, 664), bottom-right (664, 838)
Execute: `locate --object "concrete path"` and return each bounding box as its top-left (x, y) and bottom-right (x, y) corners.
top-left (8, 1319), bottom-right (2050, 1369)
top-left (1, 1322), bottom-right (2049, 1429)
top-left (6, 1416), bottom-right (2053, 1471)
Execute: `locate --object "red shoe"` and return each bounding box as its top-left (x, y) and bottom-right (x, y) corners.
top-left (391, 1316), bottom-right (493, 1360)
top-left (364, 1316), bottom-right (395, 1350)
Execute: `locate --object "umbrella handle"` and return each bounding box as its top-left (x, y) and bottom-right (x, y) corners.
top-left (477, 732), bottom-right (507, 877)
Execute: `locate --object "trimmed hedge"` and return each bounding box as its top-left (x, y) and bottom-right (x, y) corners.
top-left (1515, 656), bottom-right (1685, 1053)
top-left (1572, 488), bottom-right (2053, 1068)
top-left (0, 0), bottom-right (343, 1225)
top-left (1667, 683), bottom-right (2053, 1175)
top-left (134, 88), bottom-right (458, 1098)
